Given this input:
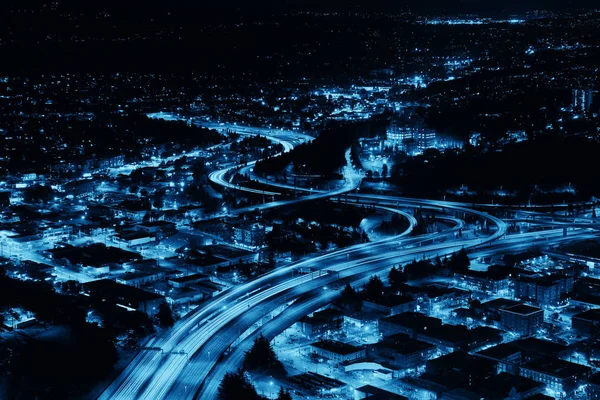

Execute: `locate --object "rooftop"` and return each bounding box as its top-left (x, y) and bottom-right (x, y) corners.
top-left (169, 273), bottom-right (209, 284)
top-left (354, 385), bottom-right (408, 400)
top-left (477, 343), bottom-right (521, 360)
top-left (500, 303), bottom-right (543, 315)
top-left (522, 357), bottom-right (591, 379)
top-left (380, 312), bottom-right (442, 330)
top-left (311, 340), bottom-right (363, 356)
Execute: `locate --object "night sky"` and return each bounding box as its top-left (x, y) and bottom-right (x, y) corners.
top-left (7, 0), bottom-right (599, 13)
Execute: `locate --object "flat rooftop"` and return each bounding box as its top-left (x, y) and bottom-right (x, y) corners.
top-left (522, 357), bottom-right (591, 379)
top-left (500, 304), bottom-right (543, 315)
top-left (311, 340), bottom-right (363, 356)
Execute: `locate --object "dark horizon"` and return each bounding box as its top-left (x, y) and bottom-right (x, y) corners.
top-left (7, 0), bottom-right (600, 14)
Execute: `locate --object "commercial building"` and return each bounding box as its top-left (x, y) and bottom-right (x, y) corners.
top-left (513, 273), bottom-right (572, 306)
top-left (499, 303), bottom-right (544, 337)
top-left (572, 89), bottom-right (595, 113)
top-left (354, 385), bottom-right (407, 400)
top-left (425, 351), bottom-right (496, 389)
top-left (519, 357), bottom-right (591, 395)
top-left (378, 312), bottom-right (442, 338)
top-left (168, 273), bottom-right (210, 288)
top-left (299, 309), bottom-right (344, 338)
top-left (572, 308), bottom-right (600, 338)
top-left (310, 340), bottom-right (366, 363)
top-left (454, 269), bottom-right (510, 294)
top-left (376, 333), bottom-right (436, 368)
top-left (116, 268), bottom-right (167, 288)
top-left (362, 294), bottom-right (417, 316)
top-left (233, 223), bottom-right (265, 247)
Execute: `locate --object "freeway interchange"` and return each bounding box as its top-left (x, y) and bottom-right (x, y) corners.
top-left (100, 124), bottom-right (599, 400)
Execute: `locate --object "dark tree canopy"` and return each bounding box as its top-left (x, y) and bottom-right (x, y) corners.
top-left (340, 282), bottom-right (362, 310)
top-left (363, 275), bottom-right (385, 302)
top-left (217, 370), bottom-right (265, 400)
top-left (243, 334), bottom-right (286, 376)
top-left (388, 266), bottom-right (407, 290)
top-left (156, 302), bottom-right (175, 328)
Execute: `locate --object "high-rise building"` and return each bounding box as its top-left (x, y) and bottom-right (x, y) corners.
top-left (418, 130), bottom-right (436, 151)
top-left (572, 89), bottom-right (594, 113)
top-left (387, 119), bottom-right (416, 143)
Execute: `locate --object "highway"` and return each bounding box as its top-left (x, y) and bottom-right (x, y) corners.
top-left (101, 195), bottom-right (501, 400)
top-left (197, 228), bottom-right (598, 400)
top-left (100, 123), bottom-right (591, 400)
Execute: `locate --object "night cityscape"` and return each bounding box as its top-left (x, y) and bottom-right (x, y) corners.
top-left (1, 1), bottom-right (600, 399)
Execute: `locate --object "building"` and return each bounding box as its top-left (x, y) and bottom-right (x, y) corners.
top-left (572, 308), bottom-right (600, 338)
top-left (514, 273), bottom-right (572, 306)
top-left (96, 154), bottom-right (126, 170)
top-left (376, 333), bottom-right (436, 368)
top-left (362, 294), bottom-right (417, 316)
top-left (116, 267), bottom-right (167, 288)
top-left (416, 325), bottom-right (502, 352)
top-left (38, 222), bottom-right (73, 241)
top-left (572, 89), bottom-right (595, 113)
top-left (113, 230), bottom-right (156, 247)
top-left (299, 309), bottom-right (344, 338)
top-left (354, 385), bottom-right (407, 400)
top-left (386, 119), bottom-right (436, 152)
top-left (168, 273), bottom-right (210, 288)
top-left (476, 337), bottom-right (571, 376)
top-left (387, 122), bottom-right (416, 144)
top-left (425, 351), bottom-right (496, 389)
top-left (417, 130), bottom-right (436, 151)
top-left (454, 269), bottom-right (510, 294)
top-left (378, 312), bottom-right (442, 338)
top-left (83, 279), bottom-right (164, 315)
top-left (310, 340), bottom-right (366, 363)
top-left (233, 223), bottom-right (265, 247)
top-left (401, 284), bottom-right (471, 314)
top-left (499, 304), bottom-right (544, 337)
top-left (519, 357), bottom-right (591, 395)
top-left (136, 221), bottom-right (177, 239)
top-left (476, 343), bottom-right (523, 374)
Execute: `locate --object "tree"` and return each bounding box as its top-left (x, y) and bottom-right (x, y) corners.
top-left (388, 267), bottom-right (407, 290)
top-left (448, 248), bottom-right (470, 272)
top-left (217, 370), bottom-right (264, 400)
top-left (340, 282), bottom-right (361, 310)
top-left (156, 302), bottom-right (174, 328)
top-left (364, 275), bottom-right (385, 302)
top-left (381, 163), bottom-right (388, 180)
top-left (277, 387), bottom-right (293, 400)
top-left (243, 334), bottom-right (286, 376)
